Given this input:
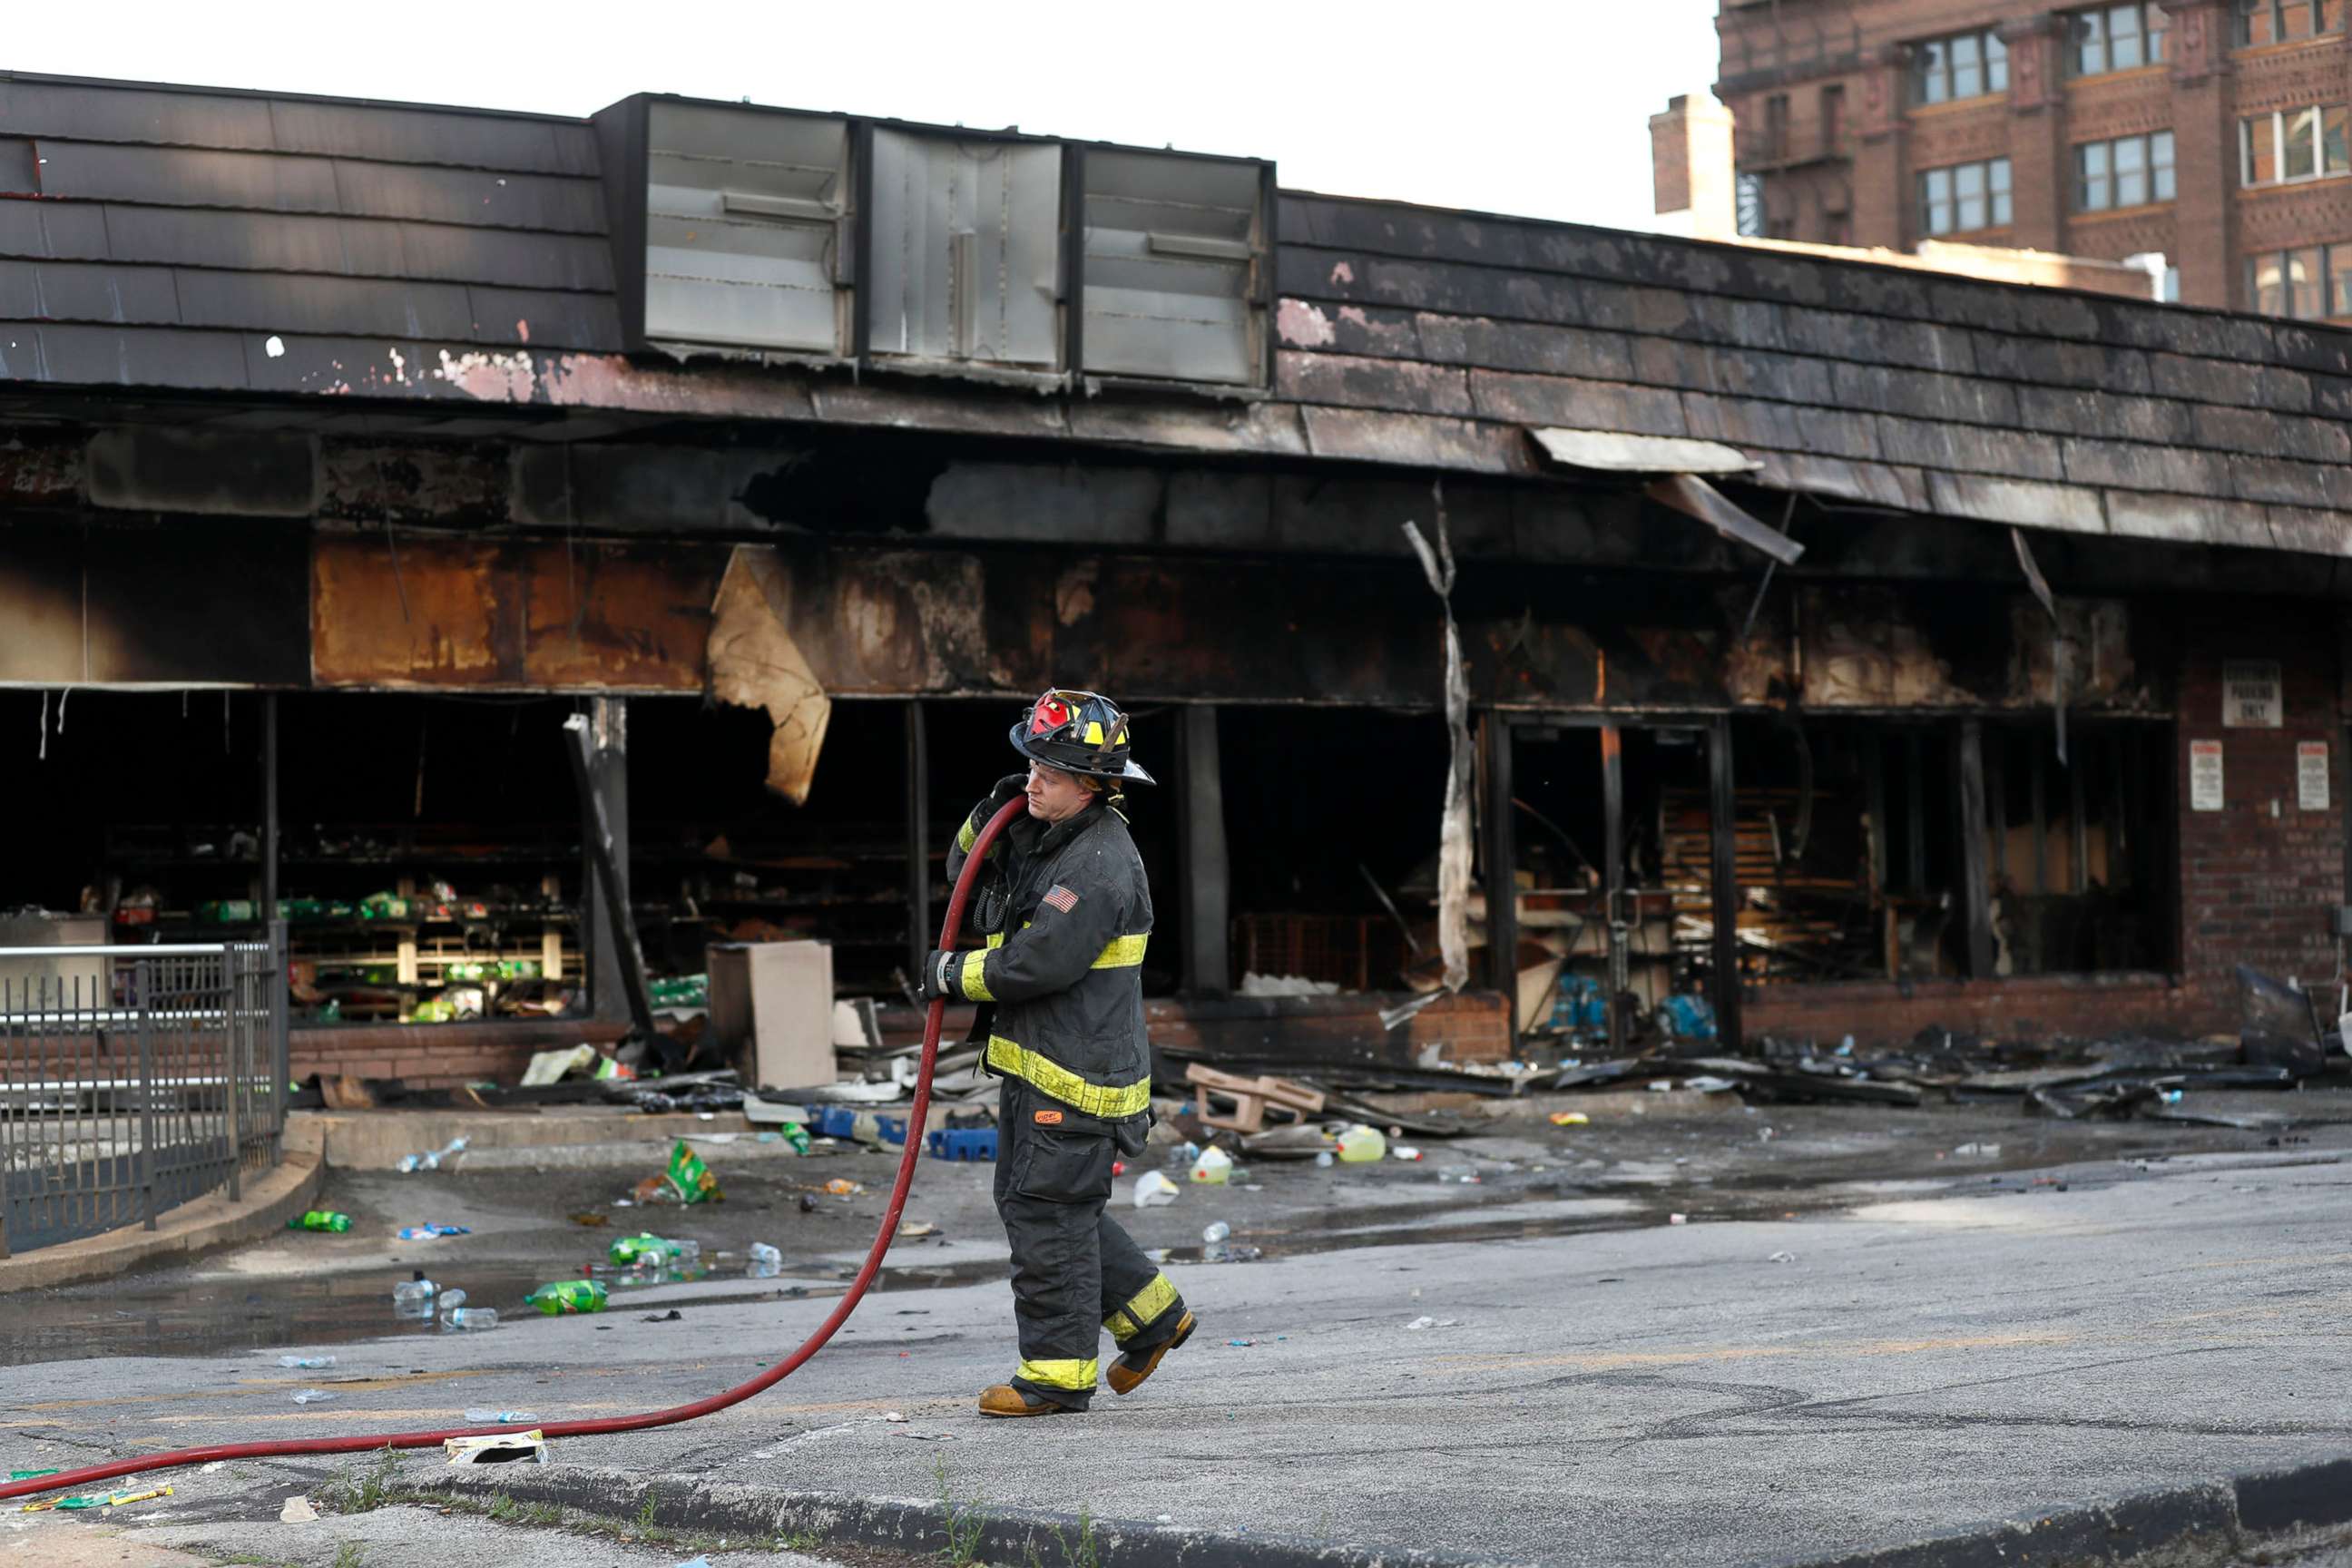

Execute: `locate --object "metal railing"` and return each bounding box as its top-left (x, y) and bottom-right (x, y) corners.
top-left (0, 935), bottom-right (289, 1257)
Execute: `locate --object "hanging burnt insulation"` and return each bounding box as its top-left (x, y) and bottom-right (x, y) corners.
top-left (1402, 480), bottom-right (1472, 995)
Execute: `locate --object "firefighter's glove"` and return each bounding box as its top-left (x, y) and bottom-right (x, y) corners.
top-left (916, 950), bottom-right (967, 1003)
top-left (985, 773), bottom-right (1027, 815)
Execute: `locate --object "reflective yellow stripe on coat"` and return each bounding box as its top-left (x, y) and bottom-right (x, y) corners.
top-left (1016, 1357), bottom-right (1099, 1391)
top-left (986, 1037), bottom-right (1151, 1118)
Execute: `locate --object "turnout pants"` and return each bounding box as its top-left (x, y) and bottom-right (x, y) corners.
top-left (994, 1077), bottom-right (1187, 1409)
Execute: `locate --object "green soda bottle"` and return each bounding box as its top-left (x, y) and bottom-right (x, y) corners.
top-left (288, 1210), bottom-right (351, 1233)
top-left (607, 1232), bottom-right (676, 1268)
top-left (525, 1279), bottom-right (608, 1316)
top-left (780, 1122), bottom-right (812, 1155)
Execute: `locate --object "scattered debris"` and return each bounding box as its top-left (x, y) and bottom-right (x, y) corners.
top-left (1769, 1251), bottom-right (1797, 1263)
top-left (397, 1224), bottom-right (470, 1240)
top-left (640, 1309), bottom-right (684, 1323)
top-left (279, 1495), bottom-right (318, 1523)
top-left (444, 1429), bottom-right (549, 1465)
top-left (275, 1355), bottom-right (335, 1369)
top-left (289, 1390), bottom-right (338, 1405)
top-left (1132, 1171), bottom-right (1180, 1208)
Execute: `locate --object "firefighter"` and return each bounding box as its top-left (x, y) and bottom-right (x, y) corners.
top-left (917, 690), bottom-right (1195, 1416)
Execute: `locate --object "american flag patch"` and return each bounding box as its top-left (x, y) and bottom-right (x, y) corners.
top-left (1042, 884), bottom-right (1080, 915)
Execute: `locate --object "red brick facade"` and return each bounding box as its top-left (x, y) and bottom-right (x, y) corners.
top-left (1715, 0), bottom-right (2352, 309)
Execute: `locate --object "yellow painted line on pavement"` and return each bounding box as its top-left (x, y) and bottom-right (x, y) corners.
top-left (1430, 1329), bottom-right (2081, 1376)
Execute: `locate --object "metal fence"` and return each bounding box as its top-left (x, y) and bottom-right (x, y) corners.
top-left (0, 936), bottom-right (289, 1257)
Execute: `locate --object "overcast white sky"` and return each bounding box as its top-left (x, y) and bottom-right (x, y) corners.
top-left (11, 0), bottom-right (1723, 232)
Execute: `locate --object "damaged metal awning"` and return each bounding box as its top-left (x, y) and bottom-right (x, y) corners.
top-left (1529, 426), bottom-right (1760, 477)
top-left (1644, 474), bottom-right (1806, 565)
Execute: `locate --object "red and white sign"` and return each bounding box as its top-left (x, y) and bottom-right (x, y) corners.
top-left (2299, 740), bottom-right (2330, 812)
top-left (2190, 740), bottom-right (2225, 812)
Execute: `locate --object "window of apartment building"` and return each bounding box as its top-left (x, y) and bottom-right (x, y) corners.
top-left (1821, 84), bottom-right (1846, 151)
top-left (1764, 93), bottom-right (1791, 160)
top-left (2070, 4), bottom-right (2170, 74)
top-left (2239, 105), bottom-right (2352, 184)
top-left (1920, 157), bottom-right (2013, 234)
top-left (2235, 0), bottom-right (2347, 45)
top-left (2076, 131), bottom-right (2176, 209)
top-left (2247, 243), bottom-right (2352, 317)
top-left (1911, 29), bottom-right (2009, 104)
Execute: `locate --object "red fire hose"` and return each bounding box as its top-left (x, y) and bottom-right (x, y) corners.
top-left (0, 798), bottom-right (1030, 1506)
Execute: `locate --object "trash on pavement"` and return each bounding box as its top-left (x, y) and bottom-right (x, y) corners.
top-left (276, 1355), bottom-right (336, 1368)
top-left (1548, 1112), bottom-right (1590, 1127)
top-left (397, 1136), bottom-right (470, 1173)
top-left (6, 1470), bottom-right (59, 1481)
top-left (444, 1308), bottom-right (499, 1330)
top-left (436, 1289), bottom-right (467, 1311)
top-left (1132, 1171), bottom-right (1181, 1208)
top-left (393, 1275), bottom-right (437, 1317)
top-left (287, 1210), bottom-right (350, 1232)
top-left (1315, 1151), bottom-right (1334, 1167)
top-left (1406, 1315), bottom-right (1436, 1330)
top-left (1769, 1250), bottom-right (1797, 1263)
top-left (526, 1279), bottom-right (609, 1315)
top-left (103, 1485), bottom-right (172, 1507)
top-left (279, 1496), bottom-right (318, 1524)
top-left (1202, 1220), bottom-right (1230, 1244)
top-left (1390, 1145), bottom-right (1423, 1161)
top-left (747, 1241), bottom-right (782, 1276)
top-left (289, 1389), bottom-right (338, 1405)
top-left (610, 1232), bottom-right (681, 1268)
top-left (822, 1178), bottom-right (863, 1198)
top-left (1190, 1146), bottom-right (1233, 1184)
top-left (662, 1141), bottom-right (721, 1203)
top-left (897, 1221), bottom-right (941, 1240)
top-left (1953, 1142), bottom-right (2002, 1157)
top-left (397, 1223), bottom-right (470, 1240)
top-left (520, 1044), bottom-right (603, 1087)
top-left (464, 1409), bottom-right (539, 1423)
top-left (569, 1211), bottom-right (609, 1227)
top-left (1669, 1213), bottom-right (1688, 1226)
top-left (1336, 1125), bottom-right (1387, 1162)
top-left (444, 1429), bottom-right (549, 1465)
top-left (641, 1308), bottom-right (684, 1323)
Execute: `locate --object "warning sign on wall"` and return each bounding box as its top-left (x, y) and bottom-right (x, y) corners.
top-left (2191, 740), bottom-right (2225, 811)
top-left (2300, 740), bottom-right (2331, 812)
top-left (2222, 660), bottom-right (2283, 728)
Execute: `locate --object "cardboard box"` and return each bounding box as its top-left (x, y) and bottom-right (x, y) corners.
top-left (706, 940), bottom-right (835, 1091)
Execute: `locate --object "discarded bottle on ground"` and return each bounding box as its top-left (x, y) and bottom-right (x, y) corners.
top-left (289, 1389), bottom-right (338, 1405)
top-left (609, 1232), bottom-right (678, 1269)
top-left (525, 1279), bottom-right (608, 1316)
top-left (276, 1354), bottom-right (337, 1369)
top-left (1190, 1147), bottom-right (1233, 1185)
top-left (1336, 1125), bottom-right (1387, 1163)
top-left (1201, 1221), bottom-right (1230, 1244)
top-left (747, 1242), bottom-right (782, 1279)
top-left (392, 1272), bottom-right (437, 1317)
top-left (465, 1408), bottom-right (536, 1423)
top-left (436, 1288), bottom-right (467, 1310)
top-left (397, 1136), bottom-right (470, 1173)
top-left (288, 1210), bottom-right (350, 1233)
top-left (444, 1308), bottom-right (499, 1331)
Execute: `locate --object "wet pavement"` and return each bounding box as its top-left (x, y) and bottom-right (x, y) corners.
top-left (5, 1091), bottom-right (2347, 1367)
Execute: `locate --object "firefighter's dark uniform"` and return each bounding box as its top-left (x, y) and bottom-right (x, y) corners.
top-left (939, 783), bottom-right (1188, 1411)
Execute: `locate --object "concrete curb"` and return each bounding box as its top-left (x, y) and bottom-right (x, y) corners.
top-left (300, 1107), bottom-right (767, 1171)
top-left (421, 1466), bottom-right (1487, 1568)
top-left (0, 1121), bottom-right (328, 1294)
top-left (1768, 1454), bottom-right (2352, 1567)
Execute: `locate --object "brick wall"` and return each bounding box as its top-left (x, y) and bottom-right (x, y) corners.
top-left (291, 1019), bottom-right (627, 1090)
top-left (1743, 972), bottom-right (2193, 1047)
top-left (2173, 602), bottom-right (2345, 1025)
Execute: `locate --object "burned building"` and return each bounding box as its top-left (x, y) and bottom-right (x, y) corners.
top-left (1, 70), bottom-right (2347, 1085)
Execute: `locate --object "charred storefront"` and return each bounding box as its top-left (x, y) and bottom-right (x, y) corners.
top-left (3, 74), bottom-right (2349, 1084)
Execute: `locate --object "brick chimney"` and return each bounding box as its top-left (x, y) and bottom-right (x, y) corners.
top-left (1650, 93), bottom-right (1737, 240)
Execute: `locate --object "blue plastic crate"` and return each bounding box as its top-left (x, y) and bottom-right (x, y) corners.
top-left (812, 1105), bottom-right (859, 1139)
top-left (926, 1128), bottom-right (997, 1161)
top-left (876, 1113), bottom-right (908, 1146)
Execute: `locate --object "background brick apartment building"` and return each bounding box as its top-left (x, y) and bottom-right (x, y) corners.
top-left (1709, 0), bottom-right (2352, 318)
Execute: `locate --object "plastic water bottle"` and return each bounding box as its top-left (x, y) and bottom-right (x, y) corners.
top-left (444, 1308), bottom-right (499, 1331)
top-left (289, 1389), bottom-right (338, 1405)
top-left (465, 1408), bottom-right (536, 1423)
top-left (288, 1210), bottom-right (350, 1233)
top-left (436, 1288), bottom-right (467, 1311)
top-left (748, 1242), bottom-right (781, 1266)
top-left (392, 1274), bottom-right (436, 1317)
top-left (1202, 1221), bottom-right (1230, 1244)
top-left (276, 1354), bottom-right (336, 1369)
top-left (396, 1136), bottom-right (468, 1173)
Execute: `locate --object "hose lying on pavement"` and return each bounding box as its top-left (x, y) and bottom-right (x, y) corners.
top-left (0, 797), bottom-right (1031, 1506)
